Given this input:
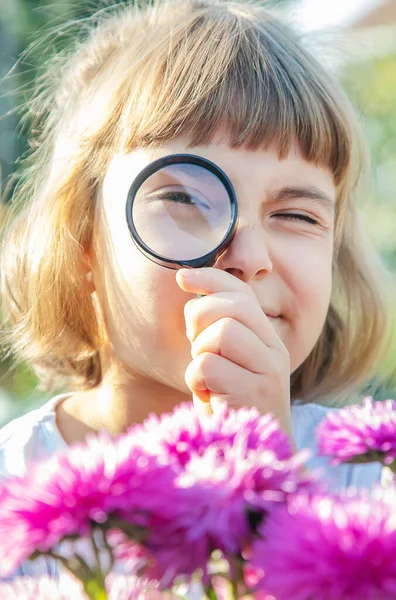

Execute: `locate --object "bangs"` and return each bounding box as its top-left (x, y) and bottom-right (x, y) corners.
top-left (97, 2), bottom-right (354, 186)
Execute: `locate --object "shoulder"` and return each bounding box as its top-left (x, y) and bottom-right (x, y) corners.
top-left (0, 396), bottom-right (71, 580)
top-left (291, 402), bottom-right (382, 491)
top-left (291, 401), bottom-right (332, 448)
top-left (0, 395), bottom-right (68, 484)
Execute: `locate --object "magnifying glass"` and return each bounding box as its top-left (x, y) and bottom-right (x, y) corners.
top-left (125, 154), bottom-right (238, 269)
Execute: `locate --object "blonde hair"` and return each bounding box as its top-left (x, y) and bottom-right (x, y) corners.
top-left (1, 0), bottom-right (394, 402)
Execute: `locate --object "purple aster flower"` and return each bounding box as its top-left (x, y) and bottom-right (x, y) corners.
top-left (105, 572), bottom-right (169, 599)
top-left (141, 441), bottom-right (314, 584)
top-left (129, 402), bottom-right (294, 468)
top-left (316, 396), bottom-right (396, 466)
top-left (109, 404), bottom-right (314, 586)
top-left (0, 573), bottom-right (167, 600)
top-left (0, 431), bottom-right (186, 577)
top-left (0, 401), bottom-right (311, 589)
top-left (251, 487), bottom-right (396, 600)
top-left (0, 573), bottom-right (84, 600)
top-left (243, 565), bottom-right (275, 600)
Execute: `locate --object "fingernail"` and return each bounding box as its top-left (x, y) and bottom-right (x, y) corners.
top-left (179, 268), bottom-right (196, 279)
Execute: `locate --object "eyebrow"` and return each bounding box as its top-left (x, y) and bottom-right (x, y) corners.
top-left (267, 186), bottom-right (335, 212)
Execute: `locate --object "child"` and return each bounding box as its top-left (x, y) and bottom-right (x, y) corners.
top-left (0, 0), bottom-right (394, 581)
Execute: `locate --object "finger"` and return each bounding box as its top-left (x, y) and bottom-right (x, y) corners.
top-left (176, 267), bottom-right (258, 301)
top-left (185, 352), bottom-right (265, 408)
top-left (186, 353), bottom-right (291, 435)
top-left (191, 318), bottom-right (271, 373)
top-left (184, 292), bottom-right (284, 350)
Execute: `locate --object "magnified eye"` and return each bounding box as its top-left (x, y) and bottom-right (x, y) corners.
top-left (155, 190), bottom-right (209, 208)
top-left (127, 155), bottom-right (237, 264)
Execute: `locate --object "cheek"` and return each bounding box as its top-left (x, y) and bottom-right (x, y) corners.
top-left (278, 237), bottom-right (333, 369)
top-left (295, 253), bottom-right (332, 312)
top-left (281, 234), bottom-right (333, 308)
top-left (92, 204), bottom-right (191, 372)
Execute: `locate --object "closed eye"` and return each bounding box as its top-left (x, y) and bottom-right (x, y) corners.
top-left (274, 213), bottom-right (318, 225)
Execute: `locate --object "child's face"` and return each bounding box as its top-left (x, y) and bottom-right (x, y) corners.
top-left (91, 132), bottom-right (335, 394)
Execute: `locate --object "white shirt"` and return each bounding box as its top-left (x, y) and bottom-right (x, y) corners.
top-left (0, 394), bottom-right (382, 580)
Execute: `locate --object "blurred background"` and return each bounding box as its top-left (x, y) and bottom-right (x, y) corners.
top-left (0, 0), bottom-right (395, 425)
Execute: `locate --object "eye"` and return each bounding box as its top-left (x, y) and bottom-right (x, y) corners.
top-left (147, 188), bottom-right (210, 210)
top-left (159, 191), bottom-right (198, 204)
top-left (274, 213), bottom-right (318, 225)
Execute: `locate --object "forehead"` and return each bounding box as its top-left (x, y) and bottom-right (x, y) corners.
top-left (104, 136), bottom-right (336, 206)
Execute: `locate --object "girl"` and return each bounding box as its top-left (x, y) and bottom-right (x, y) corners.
top-left (0, 0), bottom-right (394, 580)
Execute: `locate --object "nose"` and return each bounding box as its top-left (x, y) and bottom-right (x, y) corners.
top-left (215, 222), bottom-right (273, 283)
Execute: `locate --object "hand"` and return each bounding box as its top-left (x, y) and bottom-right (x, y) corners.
top-left (176, 268), bottom-right (293, 441)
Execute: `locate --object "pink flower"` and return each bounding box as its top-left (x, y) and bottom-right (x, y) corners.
top-left (0, 402), bottom-right (311, 588)
top-left (0, 572), bottom-right (167, 599)
top-left (140, 443), bottom-right (313, 584)
top-left (0, 573), bottom-right (84, 600)
top-left (251, 488), bottom-right (396, 600)
top-left (316, 396), bottom-right (396, 466)
top-left (129, 403), bottom-right (294, 468)
top-left (0, 431), bottom-right (184, 576)
top-left (112, 404), bottom-right (313, 585)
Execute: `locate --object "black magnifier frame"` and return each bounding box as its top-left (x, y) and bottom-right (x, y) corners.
top-left (125, 153), bottom-right (238, 270)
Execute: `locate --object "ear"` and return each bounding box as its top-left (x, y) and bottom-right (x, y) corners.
top-left (83, 248), bottom-right (96, 294)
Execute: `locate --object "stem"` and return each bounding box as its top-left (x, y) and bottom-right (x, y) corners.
top-left (90, 529), bottom-right (106, 589)
top-left (230, 579), bottom-right (238, 600)
top-left (100, 529), bottom-right (115, 573)
top-left (231, 554), bottom-right (245, 599)
top-left (205, 586), bottom-right (219, 600)
top-left (82, 579), bottom-right (109, 600)
top-left (46, 550), bottom-right (83, 576)
top-left (46, 545), bottom-right (109, 600)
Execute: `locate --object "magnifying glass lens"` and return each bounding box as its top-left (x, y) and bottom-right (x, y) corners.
top-left (132, 163), bottom-right (232, 262)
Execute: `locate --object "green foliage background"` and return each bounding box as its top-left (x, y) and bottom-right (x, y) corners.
top-left (0, 0), bottom-right (395, 424)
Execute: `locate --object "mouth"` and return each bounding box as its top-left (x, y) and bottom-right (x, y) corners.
top-left (265, 313), bottom-right (286, 338)
top-left (261, 308), bottom-right (281, 319)
top-left (262, 310), bottom-right (286, 335)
